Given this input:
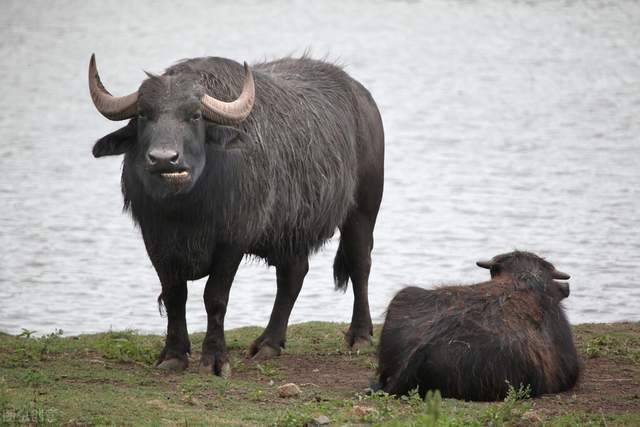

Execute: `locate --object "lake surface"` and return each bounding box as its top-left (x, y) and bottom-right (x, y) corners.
top-left (1, 0), bottom-right (639, 336)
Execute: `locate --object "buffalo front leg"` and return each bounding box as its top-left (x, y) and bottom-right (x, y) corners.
top-left (156, 277), bottom-right (190, 372)
top-left (248, 256), bottom-right (309, 359)
top-left (199, 252), bottom-right (243, 377)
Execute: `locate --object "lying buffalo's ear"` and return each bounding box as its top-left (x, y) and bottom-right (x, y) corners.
top-left (93, 119), bottom-right (137, 157)
top-left (206, 124), bottom-right (253, 149)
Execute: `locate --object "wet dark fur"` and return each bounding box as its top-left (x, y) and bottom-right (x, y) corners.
top-left (376, 251), bottom-right (580, 401)
top-left (121, 57), bottom-right (374, 273)
top-left (93, 55), bottom-right (384, 365)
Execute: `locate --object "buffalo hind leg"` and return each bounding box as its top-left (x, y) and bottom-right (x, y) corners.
top-left (156, 278), bottom-right (190, 372)
top-left (248, 256), bottom-right (309, 359)
top-left (200, 251), bottom-right (243, 377)
top-left (335, 211), bottom-right (375, 349)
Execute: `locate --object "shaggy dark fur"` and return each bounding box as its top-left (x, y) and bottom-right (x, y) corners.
top-left (92, 55), bottom-right (384, 374)
top-left (376, 251), bottom-right (580, 401)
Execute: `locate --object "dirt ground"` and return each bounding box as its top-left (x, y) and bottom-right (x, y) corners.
top-left (233, 352), bottom-right (372, 391)
top-left (228, 323), bottom-right (640, 414)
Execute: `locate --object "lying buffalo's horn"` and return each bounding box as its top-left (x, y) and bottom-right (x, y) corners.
top-left (88, 54), bottom-right (138, 121)
top-left (201, 62), bottom-right (255, 125)
top-left (552, 270), bottom-right (570, 280)
top-left (476, 260), bottom-right (493, 269)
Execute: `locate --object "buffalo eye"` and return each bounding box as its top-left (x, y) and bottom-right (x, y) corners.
top-left (138, 111), bottom-right (146, 120)
top-left (191, 111), bottom-right (202, 122)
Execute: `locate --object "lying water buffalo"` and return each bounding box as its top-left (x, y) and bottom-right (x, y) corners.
top-left (88, 54), bottom-right (384, 375)
top-left (376, 251), bottom-right (580, 401)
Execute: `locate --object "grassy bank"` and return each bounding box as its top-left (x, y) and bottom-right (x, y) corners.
top-left (0, 322), bottom-right (638, 426)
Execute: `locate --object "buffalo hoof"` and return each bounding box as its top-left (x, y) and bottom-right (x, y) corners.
top-left (344, 329), bottom-right (373, 351)
top-left (199, 352), bottom-right (231, 377)
top-left (351, 337), bottom-right (373, 351)
top-left (251, 344), bottom-right (281, 360)
top-left (199, 360), bottom-right (231, 378)
top-left (155, 357), bottom-right (188, 373)
top-left (248, 335), bottom-right (282, 360)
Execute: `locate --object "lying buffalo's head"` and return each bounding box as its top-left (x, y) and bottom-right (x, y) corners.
top-left (476, 251), bottom-right (571, 298)
top-left (89, 54), bottom-right (255, 199)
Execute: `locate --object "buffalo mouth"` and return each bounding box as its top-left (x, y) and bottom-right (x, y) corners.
top-left (154, 169), bottom-right (192, 187)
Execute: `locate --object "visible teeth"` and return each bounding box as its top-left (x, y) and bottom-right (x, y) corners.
top-left (160, 171), bottom-right (189, 178)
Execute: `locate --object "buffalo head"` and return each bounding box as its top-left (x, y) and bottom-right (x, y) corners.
top-left (88, 54), bottom-right (255, 199)
top-left (476, 250), bottom-right (571, 298)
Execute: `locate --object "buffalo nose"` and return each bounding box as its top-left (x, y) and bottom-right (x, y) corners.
top-left (147, 149), bottom-right (180, 167)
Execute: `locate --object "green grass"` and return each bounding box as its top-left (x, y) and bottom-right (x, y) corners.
top-left (573, 323), bottom-right (640, 362)
top-left (0, 322), bottom-right (638, 426)
top-left (583, 333), bottom-right (640, 362)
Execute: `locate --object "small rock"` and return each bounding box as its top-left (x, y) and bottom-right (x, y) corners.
top-left (278, 383), bottom-right (301, 398)
top-left (352, 405), bottom-right (376, 417)
top-left (314, 415), bottom-right (330, 425)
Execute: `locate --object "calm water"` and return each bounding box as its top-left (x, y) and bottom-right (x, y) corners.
top-left (1, 0), bottom-right (639, 336)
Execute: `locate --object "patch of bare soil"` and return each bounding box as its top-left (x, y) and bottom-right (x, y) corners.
top-left (532, 357), bottom-right (639, 415)
top-left (224, 324), bottom-right (640, 414)
top-left (235, 352), bottom-right (375, 392)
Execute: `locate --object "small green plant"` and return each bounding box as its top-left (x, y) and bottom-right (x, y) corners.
top-left (96, 331), bottom-right (161, 364)
top-left (276, 410), bottom-right (313, 427)
top-left (586, 334), bottom-right (640, 361)
top-left (7, 399), bottom-right (57, 425)
top-left (178, 377), bottom-right (201, 404)
top-left (360, 389), bottom-right (399, 421)
top-left (17, 329), bottom-right (37, 339)
top-left (482, 383), bottom-right (531, 426)
top-left (255, 361), bottom-right (279, 377)
top-left (400, 387), bottom-right (423, 408)
top-left (19, 369), bottom-right (50, 388)
top-left (215, 378), bottom-right (231, 397)
top-left (245, 388), bottom-right (264, 401)
top-left (231, 356), bottom-right (246, 372)
top-left (586, 335), bottom-right (615, 358)
top-left (505, 382), bottom-right (531, 403)
top-left (3, 330), bottom-right (64, 368)
top-left (0, 377), bottom-right (9, 414)
top-left (178, 375), bottom-right (232, 405)
top-left (4, 345), bottom-right (37, 368)
top-left (424, 390), bottom-right (441, 423)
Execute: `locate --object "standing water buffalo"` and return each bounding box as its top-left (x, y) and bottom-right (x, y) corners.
top-left (376, 251), bottom-right (580, 401)
top-left (88, 54), bottom-right (384, 375)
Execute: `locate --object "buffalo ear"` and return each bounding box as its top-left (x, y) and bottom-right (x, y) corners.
top-left (206, 124), bottom-right (253, 149)
top-left (93, 119), bottom-right (137, 157)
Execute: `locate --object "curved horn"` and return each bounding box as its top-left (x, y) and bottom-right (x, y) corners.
top-left (552, 269), bottom-right (570, 280)
top-left (476, 260), bottom-right (493, 269)
top-left (88, 54), bottom-right (138, 121)
top-left (201, 62), bottom-right (255, 125)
